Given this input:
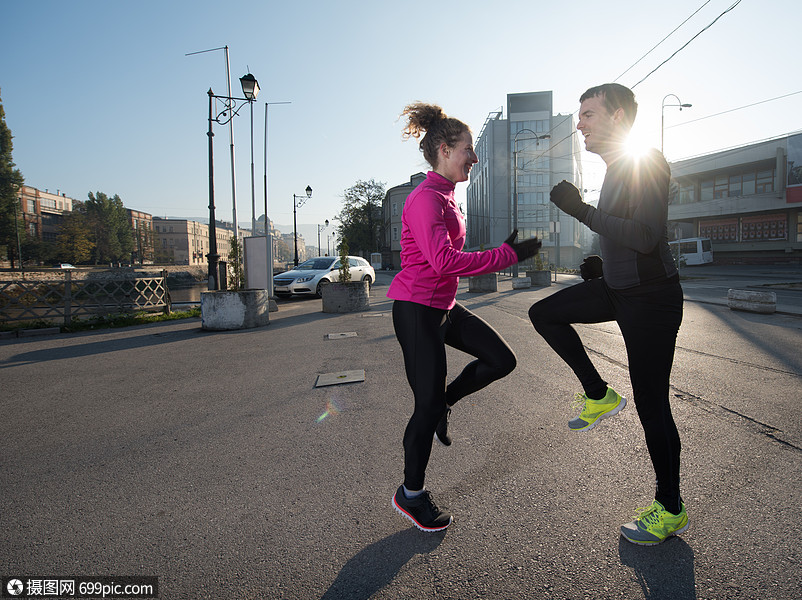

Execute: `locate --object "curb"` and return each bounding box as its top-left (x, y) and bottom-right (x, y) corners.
top-left (0, 327), bottom-right (62, 339)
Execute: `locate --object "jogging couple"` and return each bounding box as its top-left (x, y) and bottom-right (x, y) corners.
top-left (388, 83), bottom-right (687, 546)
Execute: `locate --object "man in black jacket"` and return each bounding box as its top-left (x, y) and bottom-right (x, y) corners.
top-left (529, 83), bottom-right (687, 546)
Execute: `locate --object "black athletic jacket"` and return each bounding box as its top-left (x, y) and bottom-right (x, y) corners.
top-left (580, 149), bottom-right (678, 290)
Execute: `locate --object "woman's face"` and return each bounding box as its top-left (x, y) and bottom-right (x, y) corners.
top-left (437, 131), bottom-right (478, 183)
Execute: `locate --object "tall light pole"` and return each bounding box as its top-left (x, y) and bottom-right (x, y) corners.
top-left (264, 101), bottom-right (291, 297)
top-left (293, 186), bottom-right (312, 266)
top-left (186, 46), bottom-right (239, 244)
top-left (239, 73), bottom-right (260, 235)
top-left (318, 220), bottom-right (329, 256)
top-left (661, 94), bottom-right (692, 154)
top-left (512, 128), bottom-right (550, 277)
top-left (205, 77), bottom-right (258, 290)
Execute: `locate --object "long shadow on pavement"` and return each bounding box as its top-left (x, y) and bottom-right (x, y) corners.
top-left (619, 536), bottom-right (696, 599)
top-left (321, 528), bottom-right (445, 599)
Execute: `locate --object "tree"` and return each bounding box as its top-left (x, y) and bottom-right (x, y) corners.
top-left (56, 207), bottom-right (94, 264)
top-left (0, 89), bottom-right (25, 268)
top-left (84, 191), bottom-right (134, 264)
top-left (335, 179), bottom-right (385, 257)
top-left (228, 235), bottom-right (244, 291)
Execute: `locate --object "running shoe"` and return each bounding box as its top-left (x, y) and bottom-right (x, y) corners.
top-left (392, 486), bottom-right (452, 532)
top-left (435, 407), bottom-right (452, 446)
top-left (569, 387), bottom-right (626, 431)
top-left (620, 500), bottom-right (689, 545)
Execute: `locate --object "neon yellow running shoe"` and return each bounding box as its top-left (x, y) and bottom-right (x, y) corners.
top-left (620, 500), bottom-right (689, 545)
top-left (568, 387), bottom-right (626, 431)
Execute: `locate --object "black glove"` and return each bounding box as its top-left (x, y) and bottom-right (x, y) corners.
top-left (580, 255), bottom-right (603, 280)
top-left (503, 229), bottom-right (542, 262)
top-left (550, 180), bottom-right (591, 223)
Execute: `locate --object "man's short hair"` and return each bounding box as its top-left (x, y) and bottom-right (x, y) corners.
top-left (580, 83), bottom-right (638, 128)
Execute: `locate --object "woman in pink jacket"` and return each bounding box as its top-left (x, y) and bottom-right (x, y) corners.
top-left (389, 102), bottom-right (541, 532)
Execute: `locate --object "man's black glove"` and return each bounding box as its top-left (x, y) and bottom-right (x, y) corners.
top-left (550, 180), bottom-right (593, 223)
top-left (580, 255), bottom-right (603, 280)
top-left (503, 229), bottom-right (542, 262)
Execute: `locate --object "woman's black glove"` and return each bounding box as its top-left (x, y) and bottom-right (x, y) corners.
top-left (503, 229), bottom-right (542, 262)
top-left (580, 255), bottom-right (603, 280)
top-left (550, 180), bottom-right (593, 223)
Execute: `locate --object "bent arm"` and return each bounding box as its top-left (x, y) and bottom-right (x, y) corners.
top-left (407, 194), bottom-right (517, 276)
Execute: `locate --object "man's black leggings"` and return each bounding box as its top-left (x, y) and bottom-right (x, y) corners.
top-left (393, 300), bottom-right (516, 491)
top-left (528, 277), bottom-right (684, 513)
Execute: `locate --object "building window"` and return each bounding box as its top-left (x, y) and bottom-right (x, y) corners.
top-left (714, 175), bottom-right (729, 199)
top-left (729, 174), bottom-right (742, 197)
top-left (700, 179), bottom-right (714, 202)
top-left (27, 199), bottom-right (35, 213)
top-left (797, 213), bottom-right (802, 241)
top-left (756, 170), bottom-right (774, 193)
top-left (679, 183), bottom-right (695, 204)
top-left (742, 172), bottom-right (755, 195)
top-left (393, 226), bottom-right (398, 241)
top-left (393, 202), bottom-right (398, 216)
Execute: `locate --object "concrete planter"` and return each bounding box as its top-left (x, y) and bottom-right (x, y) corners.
top-left (727, 289), bottom-right (777, 314)
top-left (468, 273), bottom-right (497, 292)
top-left (321, 280), bottom-right (370, 313)
top-left (526, 270), bottom-right (552, 288)
top-left (201, 289), bottom-right (270, 330)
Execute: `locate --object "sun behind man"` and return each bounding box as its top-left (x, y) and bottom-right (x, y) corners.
top-left (529, 83), bottom-right (688, 545)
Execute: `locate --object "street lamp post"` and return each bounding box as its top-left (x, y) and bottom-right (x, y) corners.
top-left (293, 186), bottom-right (313, 266)
top-left (240, 73), bottom-right (260, 236)
top-left (264, 101), bottom-right (291, 298)
top-left (318, 220), bottom-right (329, 256)
top-left (205, 75), bottom-right (260, 290)
top-left (512, 128), bottom-right (550, 277)
top-left (661, 94), bottom-right (692, 154)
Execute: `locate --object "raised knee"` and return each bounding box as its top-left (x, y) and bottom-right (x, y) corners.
top-left (528, 302), bottom-right (544, 327)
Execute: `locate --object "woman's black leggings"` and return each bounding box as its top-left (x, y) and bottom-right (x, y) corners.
top-left (528, 277), bottom-right (684, 512)
top-left (393, 300), bottom-right (516, 491)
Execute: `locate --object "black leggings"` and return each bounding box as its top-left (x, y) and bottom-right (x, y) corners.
top-left (528, 277), bottom-right (683, 512)
top-left (393, 300), bottom-right (516, 491)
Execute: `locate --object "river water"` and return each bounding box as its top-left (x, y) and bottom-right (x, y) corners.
top-left (169, 283), bottom-right (208, 305)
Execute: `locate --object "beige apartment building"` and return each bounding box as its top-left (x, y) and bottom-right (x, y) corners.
top-left (153, 218), bottom-right (244, 266)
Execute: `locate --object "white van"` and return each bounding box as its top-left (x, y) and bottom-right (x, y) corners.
top-left (669, 237), bottom-right (713, 266)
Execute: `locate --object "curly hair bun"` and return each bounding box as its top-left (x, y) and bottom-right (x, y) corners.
top-left (400, 102), bottom-right (446, 140)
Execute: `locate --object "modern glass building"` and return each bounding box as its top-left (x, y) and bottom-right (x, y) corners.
top-left (466, 91), bottom-right (586, 268)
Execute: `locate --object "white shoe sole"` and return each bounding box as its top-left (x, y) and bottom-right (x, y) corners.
top-left (570, 396), bottom-right (627, 432)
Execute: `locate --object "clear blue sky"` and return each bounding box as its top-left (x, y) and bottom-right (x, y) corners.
top-left (2, 0), bottom-right (799, 240)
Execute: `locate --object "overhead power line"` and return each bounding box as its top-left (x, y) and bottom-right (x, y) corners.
top-left (614, 0), bottom-right (713, 83)
top-left (665, 91), bottom-right (802, 129)
top-left (632, 0), bottom-right (742, 89)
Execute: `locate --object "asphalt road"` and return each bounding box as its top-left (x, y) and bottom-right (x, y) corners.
top-left (2, 268), bottom-right (801, 600)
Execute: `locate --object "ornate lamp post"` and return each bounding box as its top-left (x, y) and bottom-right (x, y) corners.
top-left (239, 73), bottom-right (260, 236)
top-left (205, 73), bottom-right (259, 290)
top-left (293, 186), bottom-right (312, 266)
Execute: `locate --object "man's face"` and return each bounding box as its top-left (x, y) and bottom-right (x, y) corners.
top-left (577, 94), bottom-right (620, 157)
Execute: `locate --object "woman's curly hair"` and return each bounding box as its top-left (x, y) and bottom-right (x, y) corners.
top-left (400, 102), bottom-right (470, 168)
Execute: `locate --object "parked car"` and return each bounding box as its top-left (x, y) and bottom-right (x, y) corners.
top-left (55, 263), bottom-right (76, 269)
top-left (273, 256), bottom-right (375, 298)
